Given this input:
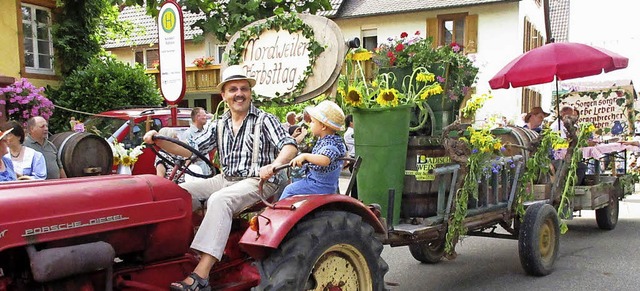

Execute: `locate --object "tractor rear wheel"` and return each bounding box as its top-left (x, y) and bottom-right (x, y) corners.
top-left (408, 240), bottom-right (445, 264)
top-left (595, 193), bottom-right (619, 230)
top-left (254, 210), bottom-right (388, 291)
top-left (518, 203), bottom-right (559, 276)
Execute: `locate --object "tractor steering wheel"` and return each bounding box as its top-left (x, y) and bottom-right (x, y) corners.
top-left (149, 135), bottom-right (216, 179)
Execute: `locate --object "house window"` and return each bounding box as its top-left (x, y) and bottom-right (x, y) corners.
top-left (523, 17), bottom-right (544, 52)
top-left (427, 13), bottom-right (478, 53)
top-left (134, 49), bottom-right (159, 68)
top-left (216, 45), bottom-right (226, 64)
top-left (361, 29), bottom-right (377, 51)
top-left (440, 15), bottom-right (465, 46)
top-left (522, 88), bottom-right (542, 114)
top-left (22, 4), bottom-right (53, 74)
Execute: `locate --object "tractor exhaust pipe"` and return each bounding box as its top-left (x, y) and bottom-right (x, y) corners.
top-left (27, 241), bottom-right (115, 290)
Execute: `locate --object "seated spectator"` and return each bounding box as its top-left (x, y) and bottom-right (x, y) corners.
top-left (522, 106), bottom-right (549, 133)
top-left (0, 128), bottom-right (17, 182)
top-left (1, 121), bottom-right (46, 180)
top-left (279, 100), bottom-right (346, 200)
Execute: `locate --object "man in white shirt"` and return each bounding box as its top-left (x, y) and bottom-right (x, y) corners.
top-left (183, 107), bottom-right (212, 176)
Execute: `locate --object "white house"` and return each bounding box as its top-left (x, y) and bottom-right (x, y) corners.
top-left (106, 0), bottom-right (556, 123)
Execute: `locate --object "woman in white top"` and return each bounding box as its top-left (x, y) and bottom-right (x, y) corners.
top-left (2, 121), bottom-right (47, 180)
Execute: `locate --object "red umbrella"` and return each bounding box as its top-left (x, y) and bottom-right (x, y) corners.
top-left (489, 42), bottom-right (628, 125)
top-left (489, 42), bottom-right (628, 89)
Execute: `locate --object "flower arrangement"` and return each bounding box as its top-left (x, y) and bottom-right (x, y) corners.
top-left (373, 31), bottom-right (479, 103)
top-left (0, 78), bottom-right (54, 124)
top-left (445, 125), bottom-right (506, 254)
top-left (338, 48), bottom-right (444, 110)
top-left (372, 31), bottom-right (425, 68)
top-left (460, 91), bottom-right (494, 119)
top-left (151, 59), bottom-right (160, 70)
top-left (192, 56), bottom-right (214, 68)
top-left (112, 141), bottom-right (146, 167)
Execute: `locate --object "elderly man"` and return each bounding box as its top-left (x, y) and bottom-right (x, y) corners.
top-left (144, 65), bottom-right (297, 290)
top-left (183, 107), bottom-right (213, 175)
top-left (23, 116), bottom-right (66, 179)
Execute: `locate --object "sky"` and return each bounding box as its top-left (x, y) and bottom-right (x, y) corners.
top-left (565, 0), bottom-right (639, 91)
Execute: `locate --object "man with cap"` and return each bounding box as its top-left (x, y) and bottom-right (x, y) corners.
top-left (144, 65), bottom-right (297, 291)
top-left (522, 106), bottom-right (550, 133)
top-left (278, 100), bottom-right (347, 200)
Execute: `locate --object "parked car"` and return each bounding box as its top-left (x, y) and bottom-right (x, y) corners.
top-left (84, 107), bottom-right (193, 175)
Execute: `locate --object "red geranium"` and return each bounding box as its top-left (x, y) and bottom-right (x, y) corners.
top-left (372, 31), bottom-right (422, 68)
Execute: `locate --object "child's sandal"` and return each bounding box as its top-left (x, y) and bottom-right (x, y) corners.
top-left (169, 272), bottom-right (211, 291)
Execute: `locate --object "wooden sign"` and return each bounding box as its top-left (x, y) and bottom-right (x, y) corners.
top-left (225, 14), bottom-right (347, 102)
top-left (559, 85), bottom-right (636, 137)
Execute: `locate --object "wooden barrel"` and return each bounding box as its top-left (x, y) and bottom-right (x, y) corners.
top-left (494, 125), bottom-right (539, 161)
top-left (402, 136), bottom-right (453, 218)
top-left (50, 132), bottom-right (113, 177)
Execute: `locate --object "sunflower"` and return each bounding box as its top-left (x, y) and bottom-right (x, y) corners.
top-left (376, 88), bottom-right (400, 107)
top-left (121, 155), bottom-right (133, 167)
top-left (420, 83), bottom-right (444, 100)
top-left (351, 50), bottom-right (372, 61)
top-left (416, 72), bottom-right (435, 83)
top-left (113, 156), bottom-right (121, 166)
top-left (345, 86), bottom-right (364, 107)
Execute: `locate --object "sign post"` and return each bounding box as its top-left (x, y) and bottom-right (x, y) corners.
top-left (158, 0), bottom-right (185, 125)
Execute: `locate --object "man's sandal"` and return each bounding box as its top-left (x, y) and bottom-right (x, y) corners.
top-left (169, 272), bottom-right (211, 291)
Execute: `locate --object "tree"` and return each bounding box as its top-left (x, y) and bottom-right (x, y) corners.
top-left (46, 57), bottom-right (163, 133)
top-left (113, 0), bottom-right (332, 41)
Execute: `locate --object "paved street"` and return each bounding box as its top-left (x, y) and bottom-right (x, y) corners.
top-left (339, 175), bottom-right (640, 290)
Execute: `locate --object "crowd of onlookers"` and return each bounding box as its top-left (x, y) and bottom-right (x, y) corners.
top-left (0, 117), bottom-right (66, 182)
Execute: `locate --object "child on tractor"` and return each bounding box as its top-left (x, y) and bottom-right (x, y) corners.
top-left (279, 100), bottom-right (347, 200)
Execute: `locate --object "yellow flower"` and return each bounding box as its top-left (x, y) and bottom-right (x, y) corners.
top-left (113, 156), bottom-right (120, 165)
top-left (337, 87), bottom-right (346, 97)
top-left (376, 88), bottom-right (400, 107)
top-left (121, 155), bottom-right (133, 167)
top-left (371, 80), bottom-right (378, 88)
top-left (416, 72), bottom-right (435, 83)
top-left (420, 83), bottom-right (444, 100)
top-left (352, 51), bottom-right (372, 61)
top-left (345, 86), bottom-right (364, 107)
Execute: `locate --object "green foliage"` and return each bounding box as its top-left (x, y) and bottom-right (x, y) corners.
top-left (257, 95), bottom-right (323, 122)
top-left (115, 0), bottom-right (331, 42)
top-left (514, 129), bottom-right (560, 220)
top-left (46, 57), bottom-right (163, 133)
top-left (53, 0), bottom-right (133, 76)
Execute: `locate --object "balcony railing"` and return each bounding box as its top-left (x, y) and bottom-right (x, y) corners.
top-left (146, 61), bottom-right (377, 93)
top-left (147, 64), bottom-right (222, 93)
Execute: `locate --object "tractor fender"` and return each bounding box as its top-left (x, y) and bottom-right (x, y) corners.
top-left (239, 194), bottom-right (385, 259)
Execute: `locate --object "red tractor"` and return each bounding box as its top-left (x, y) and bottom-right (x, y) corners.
top-left (0, 136), bottom-right (388, 290)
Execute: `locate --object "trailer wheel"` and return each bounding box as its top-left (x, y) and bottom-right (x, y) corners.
top-left (408, 240), bottom-right (444, 264)
top-left (518, 203), bottom-right (559, 276)
top-left (595, 193), bottom-right (619, 230)
top-left (254, 210), bottom-right (388, 291)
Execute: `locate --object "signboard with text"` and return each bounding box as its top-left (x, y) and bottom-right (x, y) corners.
top-left (559, 85), bottom-right (636, 137)
top-left (158, 0), bottom-right (186, 104)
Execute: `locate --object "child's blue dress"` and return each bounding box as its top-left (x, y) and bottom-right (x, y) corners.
top-left (280, 134), bottom-right (346, 200)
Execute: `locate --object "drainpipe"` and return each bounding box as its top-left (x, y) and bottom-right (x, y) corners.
top-left (543, 0), bottom-right (554, 43)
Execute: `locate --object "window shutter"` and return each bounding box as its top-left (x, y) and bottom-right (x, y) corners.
top-left (464, 14), bottom-right (478, 53)
top-left (426, 17), bottom-right (438, 48)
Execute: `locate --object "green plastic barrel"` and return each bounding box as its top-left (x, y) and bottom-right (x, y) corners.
top-left (353, 105), bottom-right (411, 225)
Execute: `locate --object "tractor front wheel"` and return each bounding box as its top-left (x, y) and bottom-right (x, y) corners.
top-left (254, 210), bottom-right (388, 291)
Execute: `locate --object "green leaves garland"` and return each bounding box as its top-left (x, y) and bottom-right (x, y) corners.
top-left (445, 127), bottom-right (505, 254)
top-left (513, 129), bottom-right (562, 220)
top-left (556, 122), bottom-right (596, 233)
top-left (227, 13), bottom-right (325, 103)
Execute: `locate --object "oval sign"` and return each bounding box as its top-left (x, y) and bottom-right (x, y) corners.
top-left (225, 14), bottom-right (347, 103)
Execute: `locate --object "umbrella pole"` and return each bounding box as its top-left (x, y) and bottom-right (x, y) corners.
top-left (556, 79), bottom-right (560, 130)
